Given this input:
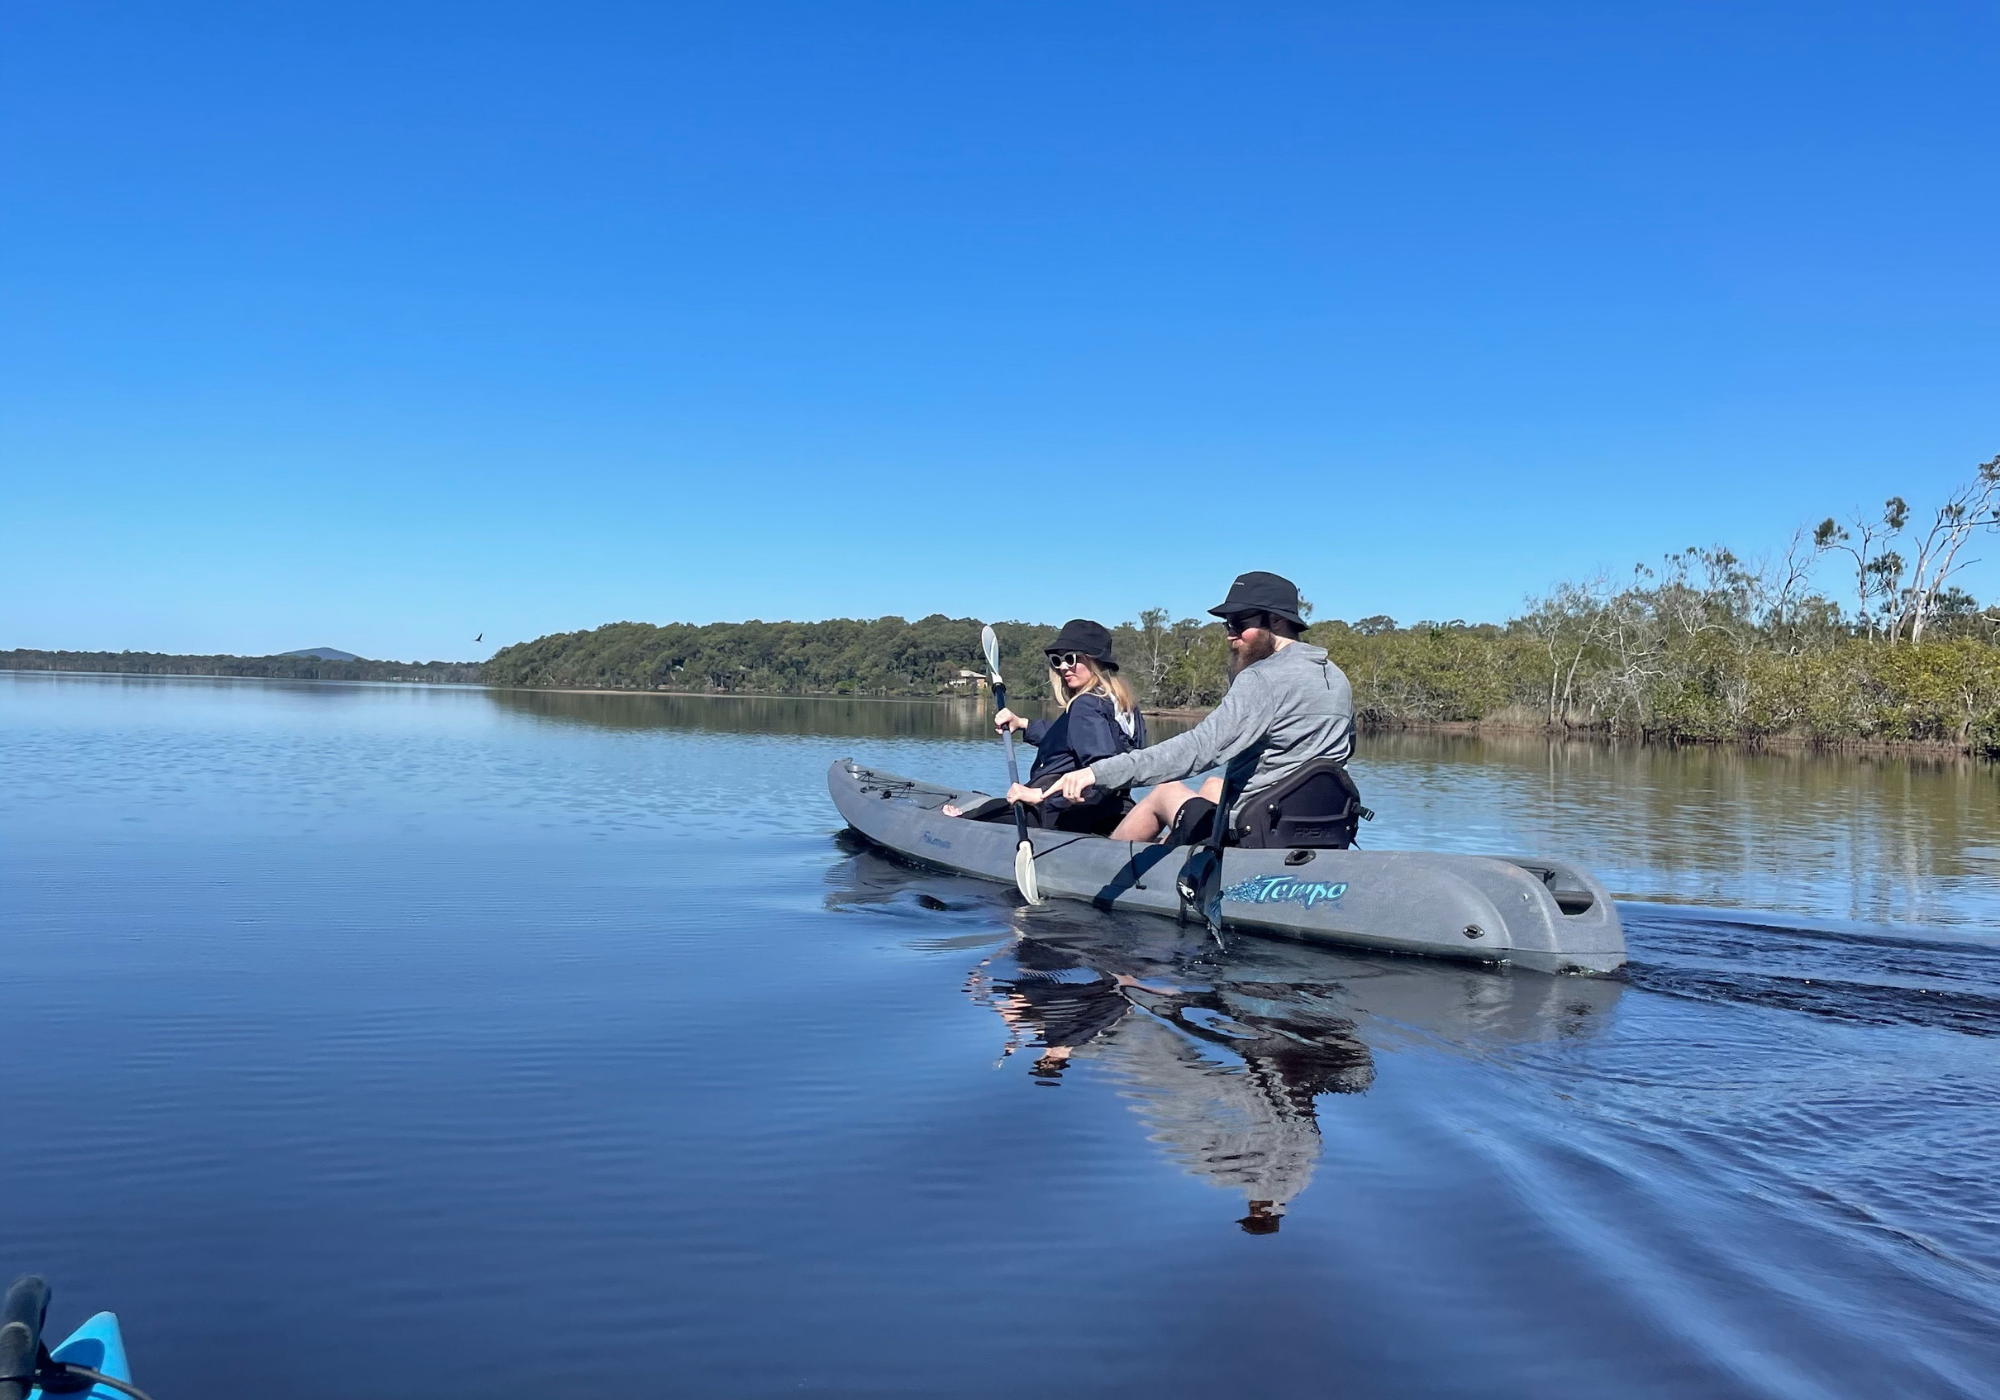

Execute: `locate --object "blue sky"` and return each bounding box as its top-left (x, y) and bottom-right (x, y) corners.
top-left (3, 1), bottom-right (1995, 660)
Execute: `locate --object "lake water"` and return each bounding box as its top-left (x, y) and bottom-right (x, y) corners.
top-left (3, 672), bottom-right (1998, 1399)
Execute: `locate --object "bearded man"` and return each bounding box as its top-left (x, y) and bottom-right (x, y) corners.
top-left (1045, 571), bottom-right (1354, 845)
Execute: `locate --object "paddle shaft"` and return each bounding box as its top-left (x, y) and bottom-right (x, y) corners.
top-left (1175, 757), bottom-right (1245, 939)
top-left (991, 680), bottom-right (1032, 848)
top-left (1202, 762), bottom-right (1244, 936)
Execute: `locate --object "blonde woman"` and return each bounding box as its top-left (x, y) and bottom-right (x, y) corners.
top-left (944, 619), bottom-right (1147, 835)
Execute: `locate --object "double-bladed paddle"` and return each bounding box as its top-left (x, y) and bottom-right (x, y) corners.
top-left (980, 625), bottom-right (1044, 905)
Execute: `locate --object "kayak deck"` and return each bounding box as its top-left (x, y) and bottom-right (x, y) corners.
top-left (30, 1312), bottom-right (131, 1400)
top-left (828, 758), bottom-right (1626, 975)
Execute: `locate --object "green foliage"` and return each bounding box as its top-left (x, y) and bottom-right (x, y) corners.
top-left (477, 574), bottom-right (2000, 754)
top-left (1117, 610), bottom-right (1229, 708)
top-left (483, 616), bottom-right (1065, 701)
top-left (1312, 620), bottom-right (1520, 723)
top-left (1288, 546), bottom-right (2000, 754)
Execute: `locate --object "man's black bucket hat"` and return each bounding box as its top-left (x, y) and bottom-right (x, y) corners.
top-left (1044, 619), bottom-right (1119, 671)
top-left (1208, 571), bottom-right (1307, 628)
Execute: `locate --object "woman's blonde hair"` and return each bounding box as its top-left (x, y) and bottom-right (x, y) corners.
top-left (1048, 655), bottom-right (1137, 725)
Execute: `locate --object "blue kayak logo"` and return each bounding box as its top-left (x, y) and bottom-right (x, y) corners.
top-left (1223, 874), bottom-right (1348, 909)
top-left (921, 831), bottom-right (952, 849)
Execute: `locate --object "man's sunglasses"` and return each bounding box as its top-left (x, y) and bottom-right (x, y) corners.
top-left (1223, 613), bottom-right (1267, 637)
top-left (1046, 651), bottom-right (1089, 669)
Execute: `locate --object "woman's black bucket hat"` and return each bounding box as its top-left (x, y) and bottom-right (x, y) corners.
top-left (1045, 619), bottom-right (1119, 671)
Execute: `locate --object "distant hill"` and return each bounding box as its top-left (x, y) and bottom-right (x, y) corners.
top-left (0, 649), bottom-right (482, 685)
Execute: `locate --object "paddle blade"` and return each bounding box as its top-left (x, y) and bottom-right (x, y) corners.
top-left (1014, 839), bottom-right (1043, 905)
top-left (980, 624), bottom-right (1002, 680)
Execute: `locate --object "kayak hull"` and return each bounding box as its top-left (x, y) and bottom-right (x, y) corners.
top-left (30, 1312), bottom-right (130, 1400)
top-left (828, 759), bottom-right (1626, 975)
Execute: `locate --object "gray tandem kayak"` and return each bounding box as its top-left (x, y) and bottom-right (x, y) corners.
top-left (828, 759), bottom-right (1626, 975)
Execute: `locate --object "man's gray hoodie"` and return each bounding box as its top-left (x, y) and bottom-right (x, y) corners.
top-left (1089, 642), bottom-right (1353, 824)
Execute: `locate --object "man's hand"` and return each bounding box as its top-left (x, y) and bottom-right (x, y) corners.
top-left (1052, 766), bottom-right (1097, 803)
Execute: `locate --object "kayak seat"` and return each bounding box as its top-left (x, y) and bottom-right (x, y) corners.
top-left (1159, 761), bottom-right (1372, 850)
top-left (949, 796), bottom-right (1011, 822)
top-left (957, 791), bottom-right (1134, 836)
top-left (1235, 758), bottom-right (1374, 849)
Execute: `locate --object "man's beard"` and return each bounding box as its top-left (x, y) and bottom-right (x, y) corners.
top-left (1228, 631), bottom-right (1279, 676)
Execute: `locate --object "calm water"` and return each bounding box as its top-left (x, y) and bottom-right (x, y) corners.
top-left (3, 673), bottom-right (1998, 1399)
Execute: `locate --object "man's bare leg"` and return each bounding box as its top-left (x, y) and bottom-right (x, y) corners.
top-left (1108, 776), bottom-right (1226, 842)
top-left (1109, 782), bottom-right (1192, 841)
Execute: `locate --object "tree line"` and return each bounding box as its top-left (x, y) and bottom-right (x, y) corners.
top-left (11, 456), bottom-right (1996, 752)
top-left (0, 650), bottom-right (484, 685)
top-left (478, 588), bottom-right (1998, 754)
top-left (486, 453), bottom-right (2000, 753)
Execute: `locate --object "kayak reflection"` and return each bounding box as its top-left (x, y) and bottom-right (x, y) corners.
top-left (974, 932), bottom-right (1369, 1233)
top-left (827, 839), bottom-right (1624, 1233)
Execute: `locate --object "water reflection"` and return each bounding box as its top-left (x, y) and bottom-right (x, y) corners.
top-left (480, 686), bottom-right (1201, 741)
top-left (485, 686), bottom-right (1003, 737)
top-left (973, 930), bottom-right (1372, 1232)
top-left (828, 840), bottom-right (1622, 1232)
top-left (1357, 731), bottom-right (2000, 928)
top-left (471, 688), bottom-right (1997, 928)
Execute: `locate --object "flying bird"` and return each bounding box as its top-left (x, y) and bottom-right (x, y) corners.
top-left (474, 633), bottom-right (483, 643)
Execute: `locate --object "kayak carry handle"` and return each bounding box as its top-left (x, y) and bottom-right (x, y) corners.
top-left (0, 1275), bottom-right (51, 1400)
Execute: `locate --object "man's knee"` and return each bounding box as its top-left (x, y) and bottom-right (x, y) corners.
top-left (1197, 776), bottom-right (1224, 801)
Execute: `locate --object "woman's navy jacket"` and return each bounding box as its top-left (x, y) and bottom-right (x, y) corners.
top-left (1023, 694), bottom-right (1146, 795)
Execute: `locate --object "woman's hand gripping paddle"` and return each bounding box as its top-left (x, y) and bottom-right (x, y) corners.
top-left (981, 625), bottom-right (1044, 905)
